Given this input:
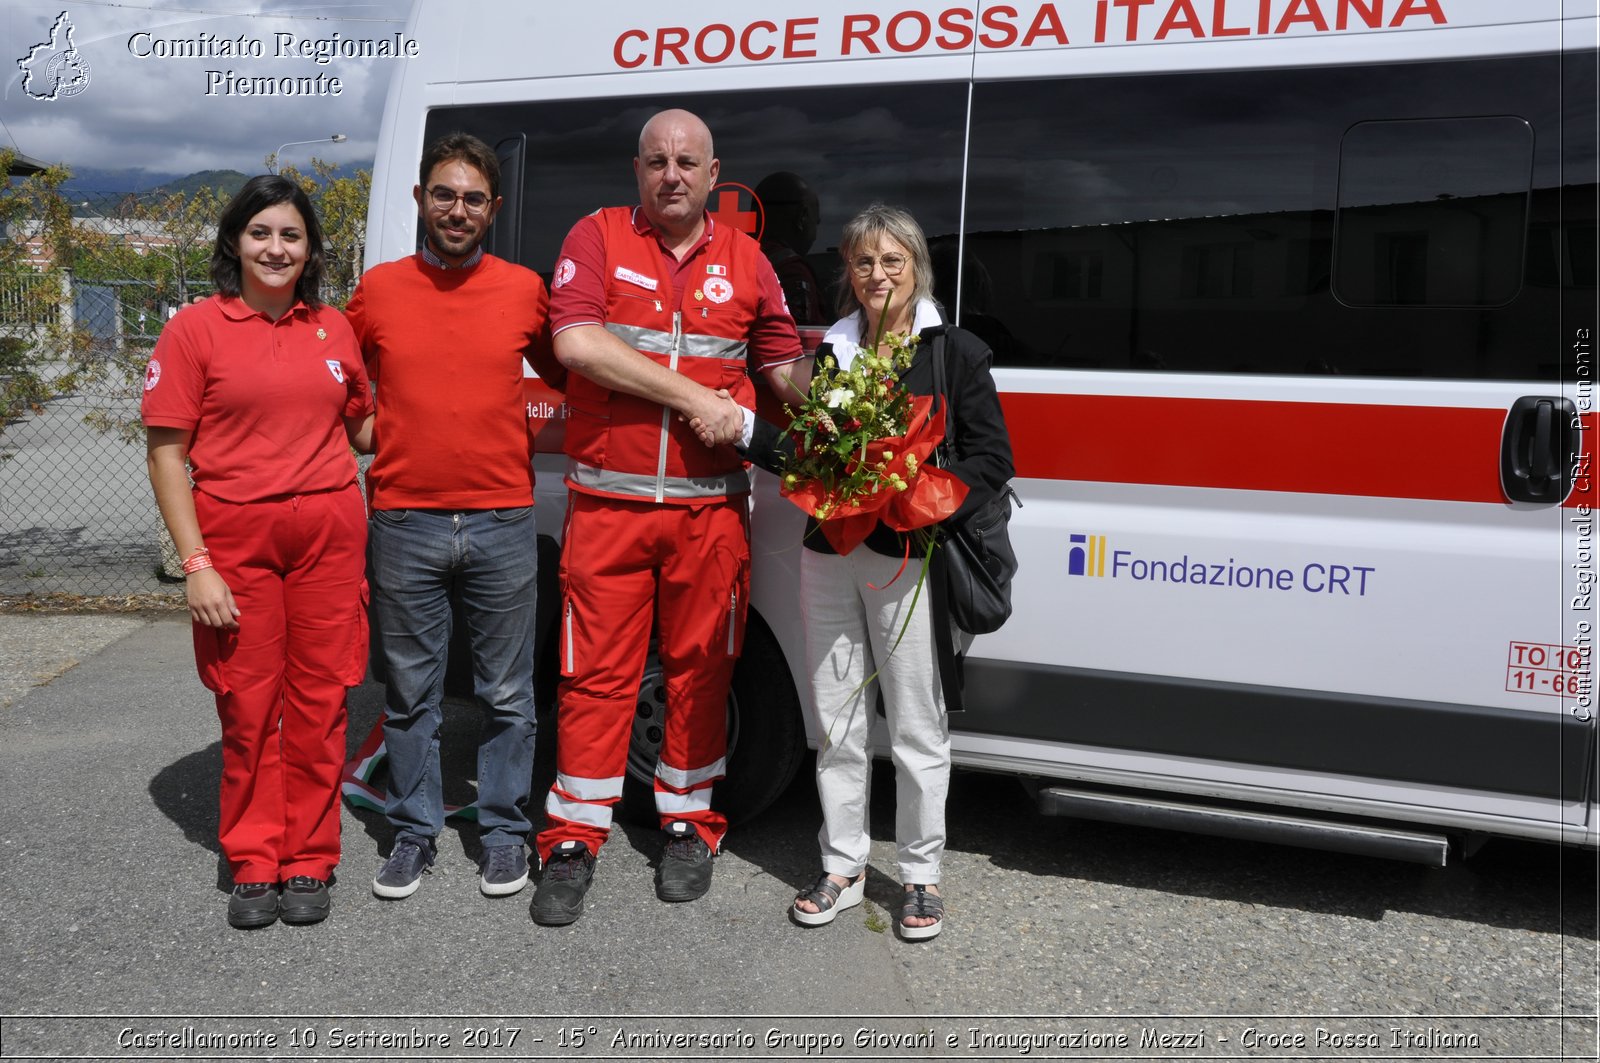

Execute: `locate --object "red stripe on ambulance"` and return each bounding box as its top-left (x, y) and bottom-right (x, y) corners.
top-left (1002, 393), bottom-right (1597, 506)
top-left (526, 377), bottom-right (1596, 507)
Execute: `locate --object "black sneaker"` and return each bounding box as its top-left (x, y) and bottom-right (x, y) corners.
top-left (372, 837), bottom-right (434, 899)
top-left (227, 882), bottom-right (278, 929)
top-left (479, 844), bottom-right (530, 897)
top-left (279, 876), bottom-right (331, 925)
top-left (655, 821), bottom-right (713, 902)
top-left (530, 841), bottom-right (595, 925)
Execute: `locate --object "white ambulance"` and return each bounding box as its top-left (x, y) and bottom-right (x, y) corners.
top-left (364, 0), bottom-right (1599, 863)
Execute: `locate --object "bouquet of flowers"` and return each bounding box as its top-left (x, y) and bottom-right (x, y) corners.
top-left (778, 312), bottom-right (967, 557)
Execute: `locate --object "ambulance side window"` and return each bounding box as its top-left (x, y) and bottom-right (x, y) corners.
top-left (421, 86), bottom-right (971, 315)
top-left (1334, 117), bottom-right (1532, 308)
top-left (965, 55), bottom-right (1570, 381)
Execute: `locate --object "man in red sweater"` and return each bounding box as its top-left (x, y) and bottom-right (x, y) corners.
top-left (345, 133), bottom-right (557, 901)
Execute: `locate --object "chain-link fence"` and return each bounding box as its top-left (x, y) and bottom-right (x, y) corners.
top-left (1, 374), bottom-right (176, 596)
top-left (2, 174), bottom-right (365, 598)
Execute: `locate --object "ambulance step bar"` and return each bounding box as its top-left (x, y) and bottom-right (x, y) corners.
top-left (1035, 785), bottom-right (1451, 867)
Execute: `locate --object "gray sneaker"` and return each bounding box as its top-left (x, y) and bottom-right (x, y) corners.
top-left (372, 837), bottom-right (434, 899)
top-left (655, 821), bottom-right (713, 902)
top-left (479, 844), bottom-right (530, 897)
top-left (531, 841), bottom-right (595, 925)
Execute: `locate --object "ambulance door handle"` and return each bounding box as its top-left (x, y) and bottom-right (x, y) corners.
top-left (1500, 396), bottom-right (1577, 504)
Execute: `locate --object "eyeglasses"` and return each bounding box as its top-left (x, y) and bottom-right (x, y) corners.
top-left (427, 185), bottom-right (492, 214)
top-left (849, 253), bottom-right (908, 277)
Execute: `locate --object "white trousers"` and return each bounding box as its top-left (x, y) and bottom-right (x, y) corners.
top-left (800, 544), bottom-right (951, 884)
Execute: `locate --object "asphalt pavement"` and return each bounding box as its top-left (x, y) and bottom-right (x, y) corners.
top-left (0, 612), bottom-right (1595, 1062)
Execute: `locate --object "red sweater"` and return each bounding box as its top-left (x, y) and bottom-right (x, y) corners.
top-left (345, 253), bottom-right (556, 510)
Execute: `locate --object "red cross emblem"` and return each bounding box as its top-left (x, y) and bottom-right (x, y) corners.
top-left (708, 184), bottom-right (763, 239)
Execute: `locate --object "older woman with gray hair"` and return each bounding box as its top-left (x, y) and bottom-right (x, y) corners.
top-left (734, 204), bottom-right (1013, 939)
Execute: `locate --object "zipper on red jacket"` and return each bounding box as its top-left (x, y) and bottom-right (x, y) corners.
top-left (613, 290), bottom-right (661, 314)
top-left (563, 599), bottom-right (575, 674)
top-left (654, 310), bottom-right (682, 504)
top-left (726, 586), bottom-right (738, 655)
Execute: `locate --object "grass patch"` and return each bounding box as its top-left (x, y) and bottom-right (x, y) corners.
top-left (0, 591), bottom-right (185, 616)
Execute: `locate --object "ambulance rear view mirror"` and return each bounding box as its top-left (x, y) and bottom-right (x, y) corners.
top-left (1500, 396), bottom-right (1579, 505)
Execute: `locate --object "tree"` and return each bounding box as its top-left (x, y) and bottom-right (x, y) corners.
top-left (103, 189), bottom-right (219, 295)
top-left (0, 150), bottom-right (82, 427)
top-left (75, 189), bottom-right (222, 335)
top-left (279, 158), bottom-right (371, 307)
top-left (4, 156), bottom-right (374, 440)
top-left (35, 188), bottom-right (221, 443)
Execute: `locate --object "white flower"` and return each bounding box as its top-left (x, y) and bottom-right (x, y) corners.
top-left (825, 387), bottom-right (856, 408)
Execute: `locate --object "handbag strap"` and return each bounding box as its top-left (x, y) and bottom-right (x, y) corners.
top-left (929, 331), bottom-right (954, 466)
top-left (932, 331), bottom-right (1022, 511)
top-left (925, 329), bottom-right (965, 711)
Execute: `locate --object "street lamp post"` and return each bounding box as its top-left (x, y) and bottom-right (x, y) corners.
top-left (269, 133), bottom-right (348, 173)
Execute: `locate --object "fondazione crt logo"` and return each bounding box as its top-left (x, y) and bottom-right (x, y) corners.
top-left (1067, 532), bottom-right (1376, 597)
top-left (17, 11), bottom-right (91, 100)
top-left (1068, 533), bottom-right (1108, 577)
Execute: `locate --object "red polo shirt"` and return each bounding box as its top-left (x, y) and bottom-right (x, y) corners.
top-left (141, 294), bottom-right (372, 504)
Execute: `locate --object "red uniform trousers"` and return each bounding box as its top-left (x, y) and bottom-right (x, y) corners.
top-left (538, 491), bottom-right (749, 860)
top-left (191, 484), bottom-right (368, 883)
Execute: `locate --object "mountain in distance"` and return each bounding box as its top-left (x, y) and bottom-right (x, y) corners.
top-left (65, 169), bottom-right (245, 215)
top-left (60, 167), bottom-right (182, 199)
top-left (63, 162), bottom-right (371, 210)
top-left (145, 169), bottom-right (250, 199)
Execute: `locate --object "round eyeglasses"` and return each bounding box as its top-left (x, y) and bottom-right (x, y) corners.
top-left (427, 186), bottom-right (492, 214)
top-left (849, 253), bottom-right (908, 277)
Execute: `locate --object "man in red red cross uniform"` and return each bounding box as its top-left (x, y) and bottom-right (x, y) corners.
top-left (531, 109), bottom-right (808, 925)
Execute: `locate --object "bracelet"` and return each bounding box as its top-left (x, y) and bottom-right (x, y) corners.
top-left (182, 548), bottom-right (213, 576)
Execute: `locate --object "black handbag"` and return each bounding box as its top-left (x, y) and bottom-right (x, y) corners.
top-left (930, 333), bottom-right (1020, 636)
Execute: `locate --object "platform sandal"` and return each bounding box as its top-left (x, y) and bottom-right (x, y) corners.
top-left (790, 872), bottom-right (865, 927)
top-left (898, 884), bottom-right (944, 940)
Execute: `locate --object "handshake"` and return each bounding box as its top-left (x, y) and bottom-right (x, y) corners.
top-left (684, 388), bottom-right (747, 449)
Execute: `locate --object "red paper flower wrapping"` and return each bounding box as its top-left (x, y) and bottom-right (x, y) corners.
top-left (782, 396), bottom-right (968, 555)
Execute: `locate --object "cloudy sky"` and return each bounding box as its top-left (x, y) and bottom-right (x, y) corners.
top-left (2, 0), bottom-right (414, 182)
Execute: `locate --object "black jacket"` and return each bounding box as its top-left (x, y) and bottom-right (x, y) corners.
top-left (744, 321), bottom-right (1015, 711)
top-left (748, 322), bottom-right (1014, 549)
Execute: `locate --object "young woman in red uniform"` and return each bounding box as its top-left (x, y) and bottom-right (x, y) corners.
top-left (142, 175), bottom-right (374, 929)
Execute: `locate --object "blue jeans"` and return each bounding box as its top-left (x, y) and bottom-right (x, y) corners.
top-left (368, 507), bottom-right (537, 848)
